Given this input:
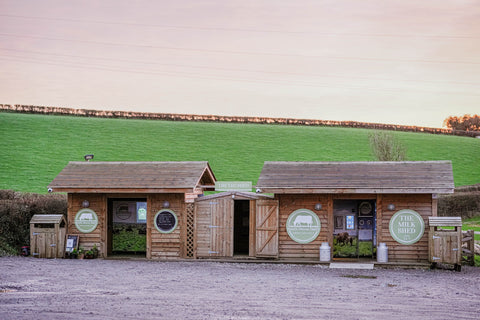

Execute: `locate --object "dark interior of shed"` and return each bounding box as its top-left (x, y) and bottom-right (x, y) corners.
top-left (234, 200), bottom-right (250, 255)
top-left (107, 198), bottom-right (147, 256)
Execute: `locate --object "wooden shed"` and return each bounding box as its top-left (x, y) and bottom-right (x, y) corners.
top-left (30, 214), bottom-right (67, 258)
top-left (48, 161), bottom-right (216, 259)
top-left (195, 191), bottom-right (274, 258)
top-left (255, 161), bottom-right (455, 263)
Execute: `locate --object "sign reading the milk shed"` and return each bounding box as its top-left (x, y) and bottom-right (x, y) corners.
top-left (389, 209), bottom-right (425, 245)
top-left (74, 208), bottom-right (99, 233)
top-left (154, 209), bottom-right (178, 233)
top-left (286, 209), bottom-right (321, 244)
top-left (215, 181), bottom-right (252, 192)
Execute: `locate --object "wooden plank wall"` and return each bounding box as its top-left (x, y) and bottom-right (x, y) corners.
top-left (69, 193), bottom-right (106, 256)
top-left (148, 193), bottom-right (185, 260)
top-left (379, 194), bottom-right (433, 262)
top-left (277, 194), bottom-right (329, 260)
top-left (195, 200), bottom-right (212, 258)
top-left (194, 198), bottom-right (234, 258)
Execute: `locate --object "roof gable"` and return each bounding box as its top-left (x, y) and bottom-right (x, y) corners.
top-left (256, 161), bottom-right (454, 194)
top-left (49, 161), bottom-right (216, 193)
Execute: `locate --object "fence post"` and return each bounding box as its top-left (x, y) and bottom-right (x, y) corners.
top-left (462, 230), bottom-right (475, 266)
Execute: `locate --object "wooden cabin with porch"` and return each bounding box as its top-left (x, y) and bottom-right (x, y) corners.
top-left (255, 161), bottom-right (454, 262)
top-left (48, 161), bottom-right (216, 259)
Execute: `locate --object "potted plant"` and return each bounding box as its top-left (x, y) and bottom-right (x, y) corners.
top-left (85, 245), bottom-right (99, 259)
top-left (69, 248), bottom-right (79, 259)
top-left (77, 247), bottom-right (85, 259)
top-left (91, 244), bottom-right (99, 258)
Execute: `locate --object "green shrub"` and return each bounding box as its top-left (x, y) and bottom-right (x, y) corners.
top-left (112, 224), bottom-right (146, 252)
top-left (0, 190), bottom-right (67, 256)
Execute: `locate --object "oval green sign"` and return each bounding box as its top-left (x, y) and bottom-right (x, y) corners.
top-left (286, 209), bottom-right (321, 244)
top-left (74, 208), bottom-right (99, 233)
top-left (389, 209), bottom-right (425, 245)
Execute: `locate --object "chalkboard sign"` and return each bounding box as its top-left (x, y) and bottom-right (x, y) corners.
top-left (154, 210), bottom-right (178, 234)
top-left (65, 234), bottom-right (79, 253)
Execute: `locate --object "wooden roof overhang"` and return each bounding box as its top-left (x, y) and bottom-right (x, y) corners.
top-left (196, 191), bottom-right (274, 202)
top-left (48, 161), bottom-right (216, 194)
top-left (256, 161), bottom-right (455, 194)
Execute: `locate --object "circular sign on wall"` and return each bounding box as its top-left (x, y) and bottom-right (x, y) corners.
top-left (116, 203), bottom-right (131, 220)
top-left (74, 208), bottom-right (99, 233)
top-left (154, 209), bottom-right (178, 234)
top-left (389, 209), bottom-right (425, 245)
top-left (286, 209), bottom-right (321, 244)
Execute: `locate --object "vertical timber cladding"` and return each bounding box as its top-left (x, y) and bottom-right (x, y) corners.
top-left (255, 199), bottom-right (279, 257)
top-left (149, 193), bottom-right (185, 259)
top-left (277, 194), bottom-right (329, 259)
top-left (380, 194), bottom-right (433, 262)
top-left (195, 197), bottom-right (234, 258)
top-left (68, 193), bottom-right (106, 257)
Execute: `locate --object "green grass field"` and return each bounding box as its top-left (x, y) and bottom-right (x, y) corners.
top-left (1, 112), bottom-right (479, 193)
top-left (463, 216), bottom-right (480, 241)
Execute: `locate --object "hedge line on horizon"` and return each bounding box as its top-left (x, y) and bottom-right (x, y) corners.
top-left (2, 104), bottom-right (480, 138)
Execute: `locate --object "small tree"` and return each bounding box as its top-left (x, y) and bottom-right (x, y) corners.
top-left (369, 131), bottom-right (407, 161)
top-left (443, 114), bottom-right (480, 131)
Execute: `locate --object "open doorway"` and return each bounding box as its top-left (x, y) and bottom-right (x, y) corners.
top-left (234, 200), bottom-right (250, 255)
top-left (107, 198), bottom-right (147, 257)
top-left (333, 199), bottom-right (376, 259)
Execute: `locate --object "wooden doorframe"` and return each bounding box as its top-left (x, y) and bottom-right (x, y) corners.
top-left (249, 200), bottom-right (256, 257)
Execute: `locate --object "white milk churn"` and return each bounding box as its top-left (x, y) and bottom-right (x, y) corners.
top-left (377, 243), bottom-right (388, 263)
top-left (319, 242), bottom-right (331, 262)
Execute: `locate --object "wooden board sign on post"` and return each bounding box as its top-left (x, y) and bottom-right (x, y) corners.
top-left (215, 181), bottom-right (252, 192)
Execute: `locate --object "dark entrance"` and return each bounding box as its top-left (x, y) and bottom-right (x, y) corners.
top-left (333, 199), bottom-right (376, 259)
top-left (107, 198), bottom-right (147, 256)
top-left (234, 200), bottom-right (250, 255)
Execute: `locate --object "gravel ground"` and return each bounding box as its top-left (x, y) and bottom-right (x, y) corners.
top-left (1, 256), bottom-right (479, 320)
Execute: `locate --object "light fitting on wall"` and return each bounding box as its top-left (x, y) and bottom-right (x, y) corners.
top-left (314, 203), bottom-right (322, 211)
top-left (162, 200), bottom-right (170, 208)
top-left (387, 203), bottom-right (396, 211)
top-left (84, 154), bottom-right (94, 161)
top-left (82, 200), bottom-right (90, 208)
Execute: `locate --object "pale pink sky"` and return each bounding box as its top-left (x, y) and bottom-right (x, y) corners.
top-left (0, 0), bottom-right (479, 127)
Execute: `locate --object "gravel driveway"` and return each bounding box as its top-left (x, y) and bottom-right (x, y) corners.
top-left (1, 257), bottom-right (479, 319)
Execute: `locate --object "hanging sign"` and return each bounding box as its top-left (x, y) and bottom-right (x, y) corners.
top-left (154, 209), bottom-right (178, 233)
top-left (286, 209), bottom-right (321, 244)
top-left (389, 209), bottom-right (425, 245)
top-left (74, 208), bottom-right (99, 233)
top-left (136, 202), bottom-right (147, 223)
top-left (346, 215), bottom-right (355, 230)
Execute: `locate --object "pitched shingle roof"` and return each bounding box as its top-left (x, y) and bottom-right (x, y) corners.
top-left (256, 161), bottom-right (454, 194)
top-left (48, 161), bottom-right (216, 193)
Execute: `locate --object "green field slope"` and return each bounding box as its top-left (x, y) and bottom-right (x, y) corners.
top-left (1, 112), bottom-right (479, 193)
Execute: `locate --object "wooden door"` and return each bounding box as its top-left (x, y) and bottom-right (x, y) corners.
top-left (46, 232), bottom-right (57, 258)
top-left (31, 230), bottom-right (56, 258)
top-left (209, 198), bottom-right (234, 257)
top-left (431, 230), bottom-right (460, 264)
top-left (255, 200), bottom-right (279, 257)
